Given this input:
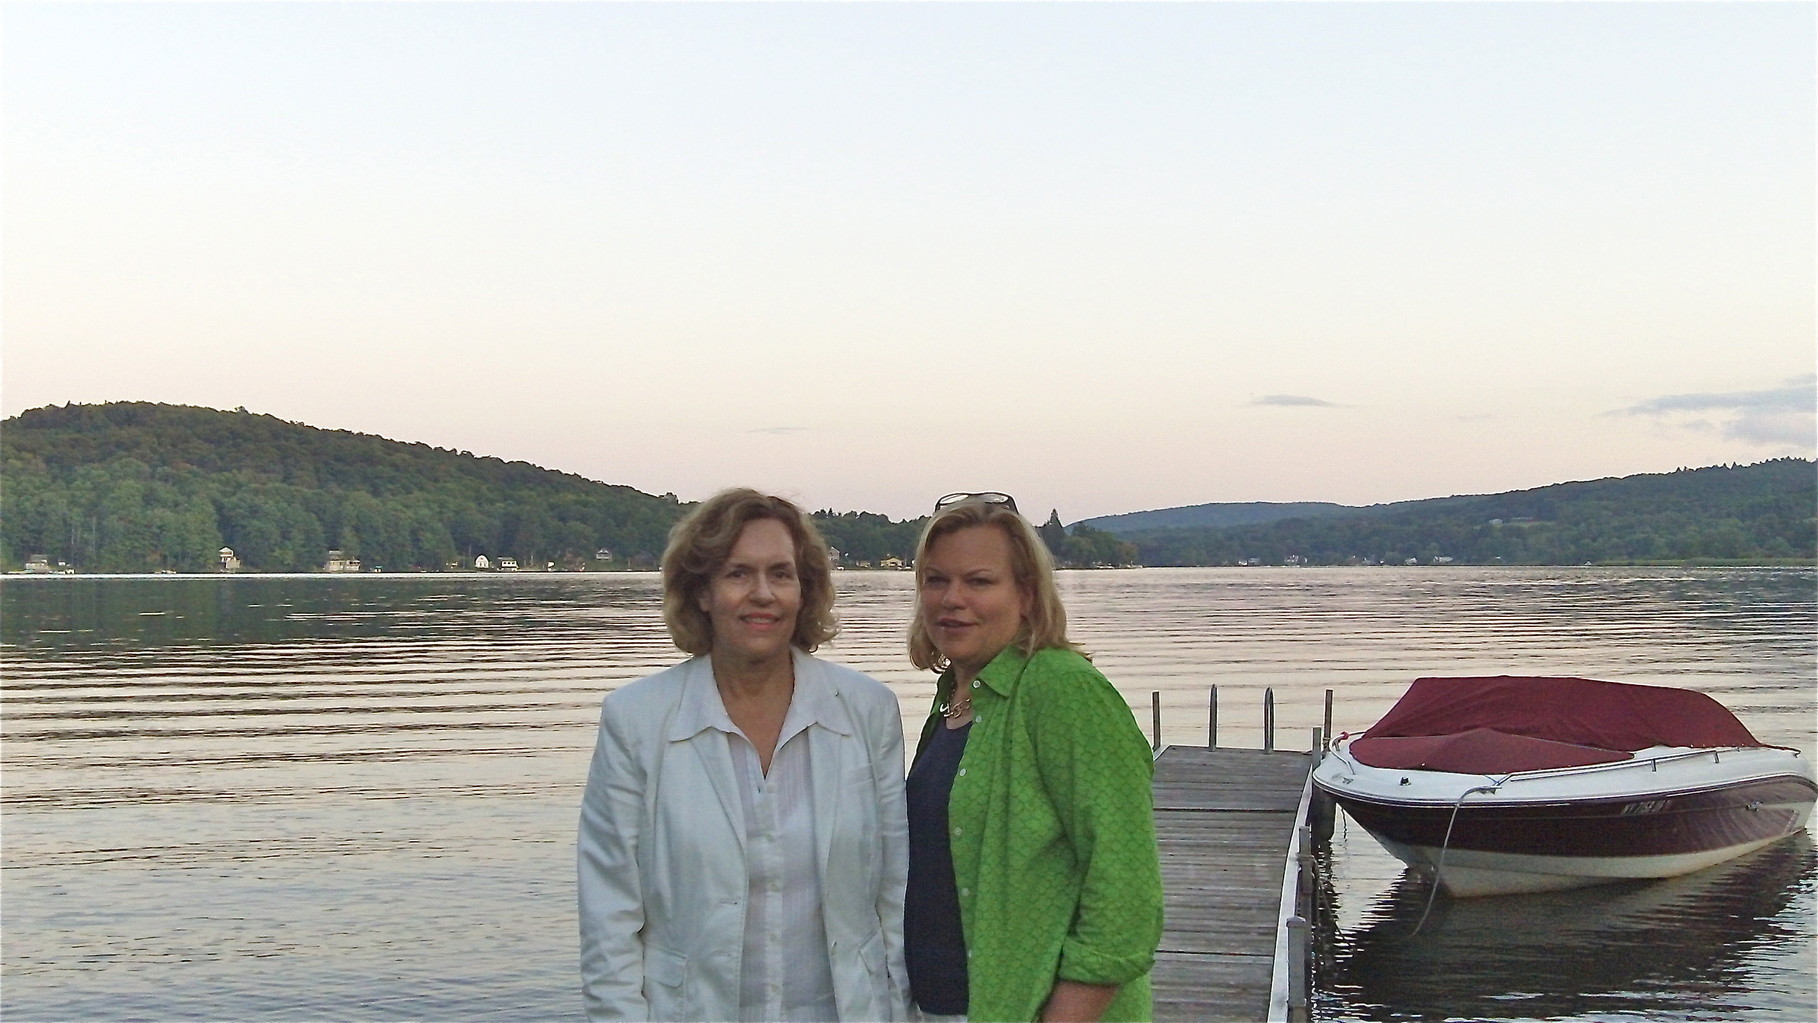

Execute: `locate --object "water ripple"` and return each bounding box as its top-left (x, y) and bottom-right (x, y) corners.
top-left (2, 568), bottom-right (1811, 1022)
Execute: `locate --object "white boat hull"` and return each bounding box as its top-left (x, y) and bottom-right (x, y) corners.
top-left (1316, 742), bottom-right (1818, 897)
top-left (1370, 831), bottom-right (1803, 896)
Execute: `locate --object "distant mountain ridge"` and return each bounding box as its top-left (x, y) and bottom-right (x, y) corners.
top-left (1076, 501), bottom-right (1361, 533)
top-left (1114, 460), bottom-right (1816, 566)
top-left (2, 402), bottom-right (1811, 571)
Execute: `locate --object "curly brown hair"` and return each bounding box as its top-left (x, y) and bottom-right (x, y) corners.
top-left (661, 488), bottom-right (838, 655)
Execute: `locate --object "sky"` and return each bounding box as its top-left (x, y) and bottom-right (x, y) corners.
top-left (3, 2), bottom-right (1813, 523)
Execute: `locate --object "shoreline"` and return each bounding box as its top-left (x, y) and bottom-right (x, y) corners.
top-left (7, 560), bottom-right (1814, 580)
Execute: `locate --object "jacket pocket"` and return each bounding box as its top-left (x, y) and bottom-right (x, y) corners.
top-left (644, 944), bottom-right (688, 1020)
top-left (833, 931), bottom-right (890, 1022)
top-left (857, 930), bottom-right (886, 978)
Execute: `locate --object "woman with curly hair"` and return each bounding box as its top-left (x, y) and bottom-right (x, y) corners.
top-left (579, 488), bottom-right (909, 1022)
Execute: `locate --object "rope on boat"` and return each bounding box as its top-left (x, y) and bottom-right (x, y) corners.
top-left (1406, 781), bottom-right (1505, 937)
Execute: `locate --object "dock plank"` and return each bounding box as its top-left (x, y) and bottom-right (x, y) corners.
top-left (1149, 746), bottom-right (1314, 1022)
top-left (1151, 950), bottom-right (1274, 1019)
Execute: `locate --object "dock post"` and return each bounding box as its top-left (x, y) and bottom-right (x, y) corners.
top-left (1311, 690), bottom-right (1338, 843)
top-left (1208, 685), bottom-right (1218, 748)
top-left (1296, 824), bottom-right (1315, 912)
top-left (1151, 691), bottom-right (1162, 752)
top-left (1263, 688), bottom-right (1275, 753)
top-left (1286, 916), bottom-right (1311, 1022)
top-left (1310, 781), bottom-right (1337, 846)
top-left (1311, 727), bottom-right (1322, 755)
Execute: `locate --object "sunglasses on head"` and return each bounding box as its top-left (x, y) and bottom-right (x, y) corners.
top-left (933, 492), bottom-right (1019, 515)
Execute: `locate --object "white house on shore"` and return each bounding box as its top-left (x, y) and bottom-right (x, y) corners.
top-left (218, 548), bottom-right (241, 572)
top-left (474, 554), bottom-right (492, 570)
top-left (323, 550), bottom-right (362, 573)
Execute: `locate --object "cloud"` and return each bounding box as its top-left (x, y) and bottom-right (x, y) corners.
top-left (1615, 375), bottom-right (1816, 448)
top-left (1250, 394), bottom-right (1341, 408)
top-left (1622, 376), bottom-right (1816, 416)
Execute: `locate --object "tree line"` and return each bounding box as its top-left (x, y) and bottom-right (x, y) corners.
top-left (3, 404), bottom-right (683, 573)
top-left (4, 403), bottom-right (1809, 572)
top-left (1121, 459), bottom-right (1816, 567)
top-left (2, 404), bottom-right (1148, 574)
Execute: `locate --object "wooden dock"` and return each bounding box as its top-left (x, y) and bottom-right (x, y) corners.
top-left (1150, 745), bottom-right (1318, 1023)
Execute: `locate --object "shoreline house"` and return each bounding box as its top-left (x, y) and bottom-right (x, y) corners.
top-left (20, 555), bottom-right (75, 574)
top-left (323, 550), bottom-right (362, 573)
top-left (474, 554), bottom-right (492, 571)
top-left (218, 548), bottom-right (241, 573)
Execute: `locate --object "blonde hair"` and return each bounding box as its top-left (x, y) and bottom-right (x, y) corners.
top-left (908, 500), bottom-right (1081, 672)
top-left (661, 488), bottom-right (838, 655)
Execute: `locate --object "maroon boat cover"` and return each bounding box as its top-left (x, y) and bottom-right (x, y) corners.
top-left (1350, 728), bottom-right (1634, 773)
top-left (1349, 676), bottom-right (1765, 774)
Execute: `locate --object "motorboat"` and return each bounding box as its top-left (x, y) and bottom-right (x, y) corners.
top-left (1313, 675), bottom-right (1817, 897)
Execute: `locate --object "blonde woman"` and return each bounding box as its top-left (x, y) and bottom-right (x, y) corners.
top-left (578, 488), bottom-right (909, 1021)
top-left (902, 493), bottom-right (1162, 1022)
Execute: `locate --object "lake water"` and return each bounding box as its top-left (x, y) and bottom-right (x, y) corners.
top-left (3, 568), bottom-right (1813, 1022)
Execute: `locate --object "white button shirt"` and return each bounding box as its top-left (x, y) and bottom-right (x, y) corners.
top-left (710, 681), bottom-right (839, 1023)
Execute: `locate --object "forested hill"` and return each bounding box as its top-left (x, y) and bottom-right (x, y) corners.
top-left (2, 403), bottom-right (690, 572)
top-left (2, 402), bottom-right (937, 573)
top-left (1076, 501), bottom-right (1358, 533)
top-left (3, 402), bottom-right (1812, 572)
top-left (1122, 459), bottom-right (1817, 567)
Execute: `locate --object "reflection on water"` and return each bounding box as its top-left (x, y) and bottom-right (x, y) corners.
top-left (1319, 835), bottom-right (1817, 1022)
top-left (2, 568), bottom-right (1812, 1022)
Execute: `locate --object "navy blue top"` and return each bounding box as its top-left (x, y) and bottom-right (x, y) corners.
top-left (904, 719), bottom-right (971, 1015)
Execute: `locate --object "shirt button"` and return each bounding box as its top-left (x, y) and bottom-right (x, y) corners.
top-left (971, 680), bottom-right (980, 688)
top-left (957, 768), bottom-right (966, 777)
top-left (960, 887), bottom-right (970, 897)
top-left (952, 827), bottom-right (962, 836)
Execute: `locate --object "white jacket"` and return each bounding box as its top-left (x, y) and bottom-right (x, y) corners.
top-left (578, 650), bottom-right (910, 1022)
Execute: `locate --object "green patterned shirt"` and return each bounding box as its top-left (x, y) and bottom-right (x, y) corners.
top-left (913, 645), bottom-right (1164, 1022)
